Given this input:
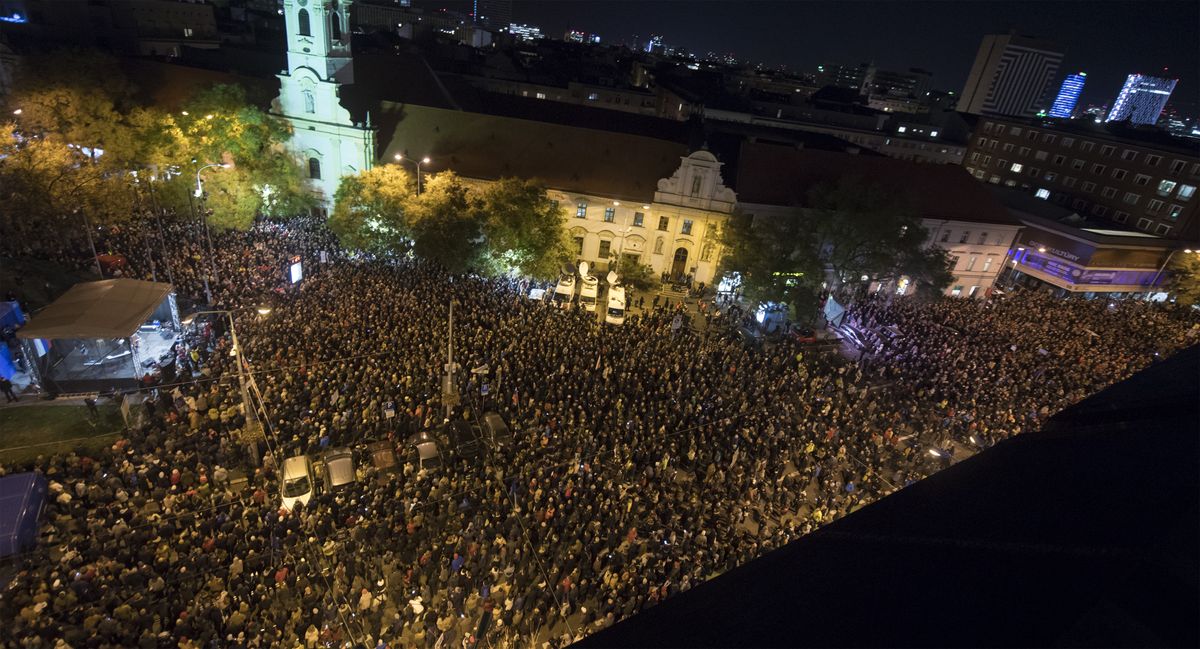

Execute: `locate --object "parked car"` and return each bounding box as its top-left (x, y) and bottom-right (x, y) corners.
top-left (406, 432), bottom-right (443, 472)
top-left (367, 440), bottom-right (397, 472)
top-left (322, 447), bottom-right (356, 488)
top-left (790, 327), bottom-right (818, 344)
top-left (481, 411), bottom-right (512, 449)
top-left (281, 455), bottom-right (316, 511)
top-left (444, 420), bottom-right (484, 462)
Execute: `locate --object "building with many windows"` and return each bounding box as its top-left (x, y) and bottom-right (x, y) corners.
top-left (962, 114), bottom-right (1200, 240)
top-left (1106, 73), bottom-right (1178, 126)
top-left (732, 142), bottom-right (1022, 298)
top-left (1048, 72), bottom-right (1086, 118)
top-left (958, 33), bottom-right (1064, 118)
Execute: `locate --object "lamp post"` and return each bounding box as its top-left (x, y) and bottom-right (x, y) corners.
top-left (194, 163), bottom-right (229, 305)
top-left (393, 153), bottom-right (430, 194)
top-left (442, 300), bottom-right (459, 421)
top-left (1149, 248), bottom-right (1197, 297)
top-left (182, 306), bottom-right (271, 466)
top-left (995, 245), bottom-right (1025, 291)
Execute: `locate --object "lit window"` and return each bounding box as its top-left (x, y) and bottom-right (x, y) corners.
top-left (633, 212), bottom-right (644, 227)
top-left (1158, 179), bottom-right (1178, 196)
top-left (1167, 205), bottom-right (1183, 220)
top-left (536, 92), bottom-right (546, 99)
top-left (681, 220), bottom-right (693, 235)
top-left (1035, 188), bottom-right (1050, 199)
top-left (931, 130), bottom-right (939, 137)
top-left (897, 126), bottom-right (907, 133)
top-left (951, 285), bottom-right (964, 297)
top-left (576, 201), bottom-right (588, 218)
top-left (1178, 185), bottom-right (1195, 200)
top-left (587, 92), bottom-right (599, 101)
top-left (982, 257), bottom-right (993, 272)
top-left (604, 207), bottom-right (615, 222)
top-left (1010, 163), bottom-right (1023, 172)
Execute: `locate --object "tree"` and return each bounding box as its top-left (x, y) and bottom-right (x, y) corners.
top-left (808, 176), bottom-right (953, 295)
top-left (475, 178), bottom-right (571, 280)
top-left (173, 84), bottom-right (314, 226)
top-left (330, 165), bottom-right (414, 253)
top-left (719, 209), bottom-right (824, 319)
top-left (0, 124), bottom-right (135, 233)
top-left (613, 256), bottom-right (658, 293)
top-left (404, 172), bottom-right (485, 273)
top-left (1167, 252), bottom-right (1200, 306)
top-left (6, 49), bottom-right (136, 162)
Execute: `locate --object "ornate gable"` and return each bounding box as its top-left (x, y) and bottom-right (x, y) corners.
top-left (654, 149), bottom-right (737, 214)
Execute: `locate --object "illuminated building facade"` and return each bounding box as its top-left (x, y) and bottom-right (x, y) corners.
top-left (1106, 74), bottom-right (1177, 126)
top-left (1048, 73), bottom-right (1086, 118)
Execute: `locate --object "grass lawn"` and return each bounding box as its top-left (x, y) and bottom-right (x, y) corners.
top-left (0, 405), bottom-right (124, 467)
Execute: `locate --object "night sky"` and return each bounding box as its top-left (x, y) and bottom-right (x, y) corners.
top-left (419, 0), bottom-right (1200, 112)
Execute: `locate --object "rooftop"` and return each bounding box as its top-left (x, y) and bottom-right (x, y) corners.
top-left (732, 141), bottom-right (1016, 224)
top-left (376, 103), bottom-right (690, 202)
top-left (17, 279), bottom-right (173, 340)
top-left (981, 114), bottom-right (1200, 158)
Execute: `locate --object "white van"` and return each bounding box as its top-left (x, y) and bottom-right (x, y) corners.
top-left (281, 455), bottom-right (316, 511)
top-left (580, 274), bottom-right (599, 312)
top-left (605, 285), bottom-right (626, 325)
top-left (552, 274), bottom-right (576, 309)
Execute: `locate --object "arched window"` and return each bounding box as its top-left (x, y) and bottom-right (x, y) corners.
top-left (330, 11), bottom-right (342, 41)
top-left (297, 9), bottom-right (311, 36)
top-left (302, 91), bottom-right (315, 114)
top-left (308, 157), bottom-right (321, 179)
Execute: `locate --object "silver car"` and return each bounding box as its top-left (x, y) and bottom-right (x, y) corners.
top-left (322, 447), bottom-right (356, 488)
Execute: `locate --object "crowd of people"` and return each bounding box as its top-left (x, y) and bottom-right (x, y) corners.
top-left (1, 216), bottom-right (1197, 648)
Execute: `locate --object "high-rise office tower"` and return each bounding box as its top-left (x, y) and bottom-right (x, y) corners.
top-left (1048, 72), bottom-right (1086, 118)
top-left (1106, 73), bottom-right (1178, 125)
top-left (473, 0), bottom-right (511, 30)
top-left (958, 33), bottom-right (1064, 117)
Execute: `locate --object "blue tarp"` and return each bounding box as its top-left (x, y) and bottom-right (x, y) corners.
top-left (823, 296), bottom-right (847, 328)
top-left (0, 301), bottom-right (24, 329)
top-left (0, 473), bottom-right (47, 558)
top-left (0, 344), bottom-right (14, 380)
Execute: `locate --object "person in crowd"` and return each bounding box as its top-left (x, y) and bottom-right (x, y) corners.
top-left (0, 214), bottom-right (1195, 648)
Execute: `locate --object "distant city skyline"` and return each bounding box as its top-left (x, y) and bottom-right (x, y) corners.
top-left (415, 0), bottom-right (1199, 112)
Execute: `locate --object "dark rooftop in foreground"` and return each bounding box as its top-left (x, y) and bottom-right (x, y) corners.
top-left (576, 344), bottom-right (1200, 648)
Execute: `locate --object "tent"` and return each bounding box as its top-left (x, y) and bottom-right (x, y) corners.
top-left (0, 473), bottom-right (47, 558)
top-left (15, 279), bottom-right (179, 393)
top-left (16, 279), bottom-right (173, 340)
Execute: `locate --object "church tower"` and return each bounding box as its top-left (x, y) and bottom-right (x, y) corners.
top-left (275, 0), bottom-right (375, 209)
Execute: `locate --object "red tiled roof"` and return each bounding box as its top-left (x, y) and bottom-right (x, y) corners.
top-left (734, 142), bottom-right (1016, 225)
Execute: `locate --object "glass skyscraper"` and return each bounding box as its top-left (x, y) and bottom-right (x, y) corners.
top-left (1048, 73), bottom-right (1086, 118)
top-left (1106, 74), bottom-right (1178, 125)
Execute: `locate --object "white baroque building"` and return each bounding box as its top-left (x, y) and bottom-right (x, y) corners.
top-left (274, 0), bottom-right (375, 207)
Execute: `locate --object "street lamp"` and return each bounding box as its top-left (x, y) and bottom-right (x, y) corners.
top-left (393, 153), bottom-right (430, 194)
top-left (11, 108), bottom-right (20, 116)
top-left (181, 308), bottom-right (269, 466)
top-left (1149, 248), bottom-right (1199, 295)
top-left (193, 163), bottom-right (229, 305)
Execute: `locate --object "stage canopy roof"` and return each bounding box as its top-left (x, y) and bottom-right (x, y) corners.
top-left (17, 279), bottom-right (173, 340)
